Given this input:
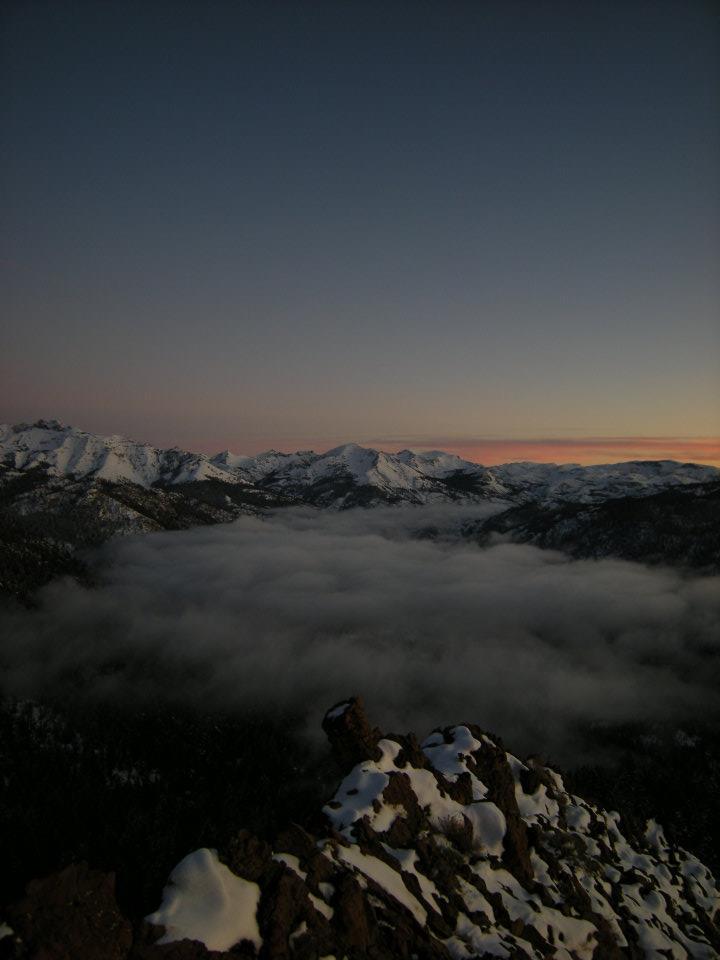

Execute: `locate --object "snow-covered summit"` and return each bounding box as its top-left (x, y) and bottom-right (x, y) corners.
top-left (259, 442), bottom-right (445, 502)
top-left (0, 420), bottom-right (245, 488)
top-left (489, 458), bottom-right (719, 505)
top-left (1, 420), bottom-right (717, 505)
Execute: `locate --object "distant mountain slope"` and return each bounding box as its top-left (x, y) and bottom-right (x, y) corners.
top-left (0, 464), bottom-right (287, 604)
top-left (466, 480), bottom-right (720, 572)
top-left (0, 420), bottom-right (247, 488)
top-left (2, 420), bottom-right (718, 602)
top-left (3, 420), bottom-right (717, 507)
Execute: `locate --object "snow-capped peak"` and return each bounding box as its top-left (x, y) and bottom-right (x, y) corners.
top-left (1, 421), bottom-right (717, 505)
top-left (0, 421), bottom-right (243, 488)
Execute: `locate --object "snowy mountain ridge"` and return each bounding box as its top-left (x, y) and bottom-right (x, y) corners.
top-left (142, 698), bottom-right (717, 960)
top-left (4, 698), bottom-right (717, 958)
top-left (0, 420), bottom-right (250, 488)
top-left (1, 419), bottom-right (717, 507)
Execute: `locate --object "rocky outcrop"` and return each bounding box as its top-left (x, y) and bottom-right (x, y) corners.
top-left (464, 729), bottom-right (534, 886)
top-left (0, 862), bottom-right (132, 960)
top-left (2, 702), bottom-right (719, 959)
top-left (321, 697), bottom-right (382, 768)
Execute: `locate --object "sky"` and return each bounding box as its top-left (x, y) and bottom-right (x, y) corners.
top-left (1, 0), bottom-right (719, 464)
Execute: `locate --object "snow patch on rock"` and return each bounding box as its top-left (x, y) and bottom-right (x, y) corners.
top-left (146, 847), bottom-right (262, 952)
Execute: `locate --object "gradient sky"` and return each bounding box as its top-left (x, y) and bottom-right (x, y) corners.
top-left (2, 0), bottom-right (719, 464)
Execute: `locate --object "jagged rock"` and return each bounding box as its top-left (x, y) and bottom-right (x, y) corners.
top-left (3, 862), bottom-right (131, 960)
top-left (333, 873), bottom-right (372, 950)
top-left (131, 910), bottom-right (260, 959)
top-left (272, 825), bottom-right (316, 863)
top-left (219, 830), bottom-right (273, 883)
top-left (256, 868), bottom-right (332, 959)
top-left (378, 770), bottom-right (427, 845)
top-left (6, 708), bottom-right (720, 959)
top-left (391, 732), bottom-right (431, 770)
top-left (321, 697), bottom-right (382, 768)
top-left (131, 931), bottom-right (239, 960)
top-left (589, 917), bottom-right (627, 960)
top-left (466, 728), bottom-right (534, 885)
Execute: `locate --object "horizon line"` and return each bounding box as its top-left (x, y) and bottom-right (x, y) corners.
top-left (5, 418), bottom-right (718, 469)
top-left (190, 433), bottom-right (720, 468)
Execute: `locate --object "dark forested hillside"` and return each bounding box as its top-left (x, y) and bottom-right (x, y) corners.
top-left (467, 481), bottom-right (720, 570)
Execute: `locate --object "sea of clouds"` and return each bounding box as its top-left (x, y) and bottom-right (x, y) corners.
top-left (2, 505), bottom-right (718, 760)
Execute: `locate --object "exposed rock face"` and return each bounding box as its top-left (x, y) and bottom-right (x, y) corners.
top-left (463, 730), bottom-right (534, 887)
top-left (2, 702), bottom-right (719, 959)
top-left (321, 696), bottom-right (382, 768)
top-left (1, 862), bottom-right (132, 960)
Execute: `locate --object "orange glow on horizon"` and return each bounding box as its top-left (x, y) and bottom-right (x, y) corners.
top-left (194, 435), bottom-right (720, 468)
top-left (372, 437), bottom-right (720, 468)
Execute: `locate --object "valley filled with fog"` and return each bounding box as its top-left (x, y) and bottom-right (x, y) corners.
top-left (3, 505), bottom-right (718, 763)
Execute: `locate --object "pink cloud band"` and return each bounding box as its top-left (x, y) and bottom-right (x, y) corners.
top-left (367, 436), bottom-right (720, 468)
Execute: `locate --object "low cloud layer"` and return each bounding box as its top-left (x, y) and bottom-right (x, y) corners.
top-left (2, 506), bottom-right (719, 760)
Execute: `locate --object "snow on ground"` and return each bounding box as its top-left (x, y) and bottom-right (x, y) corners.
top-left (146, 716), bottom-right (720, 958)
top-left (146, 848), bottom-right (262, 951)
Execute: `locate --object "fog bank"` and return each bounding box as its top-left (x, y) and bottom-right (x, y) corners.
top-left (2, 506), bottom-right (718, 760)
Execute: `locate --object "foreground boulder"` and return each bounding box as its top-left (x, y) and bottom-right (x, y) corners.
top-left (0, 862), bottom-right (132, 960)
top-left (2, 701), bottom-right (719, 958)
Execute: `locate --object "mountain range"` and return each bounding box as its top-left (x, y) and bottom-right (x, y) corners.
top-left (1, 419), bottom-right (718, 604)
top-left (2, 419), bottom-right (717, 507)
top-left (2, 431), bottom-right (719, 954)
